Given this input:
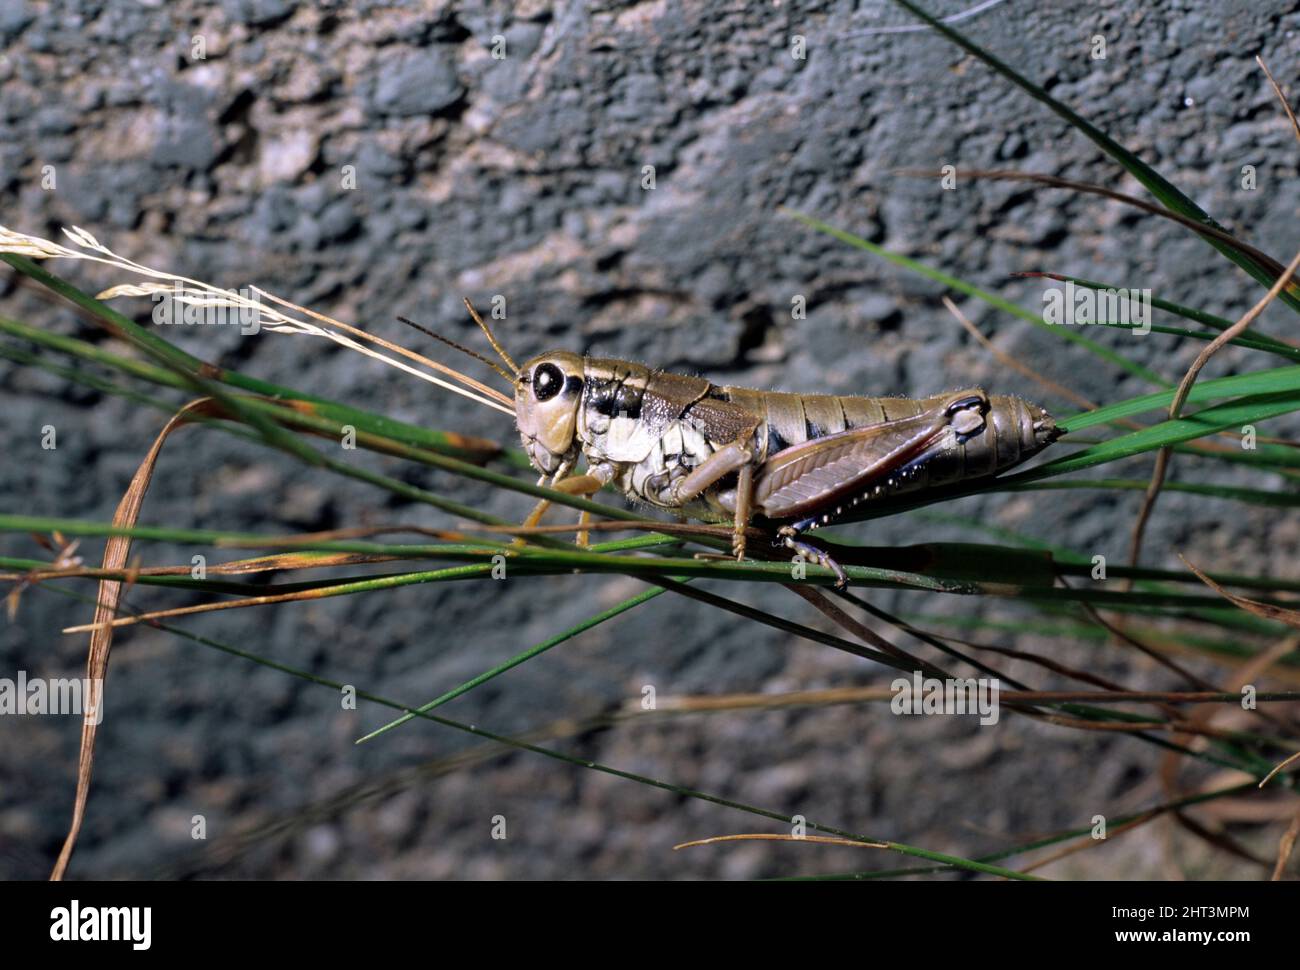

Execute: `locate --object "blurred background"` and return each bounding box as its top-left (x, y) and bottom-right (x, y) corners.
top-left (2, 0), bottom-right (1298, 878)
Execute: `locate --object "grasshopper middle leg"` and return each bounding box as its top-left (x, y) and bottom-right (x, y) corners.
top-left (668, 440), bottom-right (757, 560)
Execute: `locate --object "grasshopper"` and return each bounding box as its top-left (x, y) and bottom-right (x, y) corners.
top-left (443, 303), bottom-right (1061, 586)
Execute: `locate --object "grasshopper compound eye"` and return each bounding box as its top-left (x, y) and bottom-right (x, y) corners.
top-left (532, 362), bottom-right (564, 401)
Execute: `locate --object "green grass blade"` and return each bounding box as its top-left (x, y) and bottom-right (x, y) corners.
top-left (0, 267), bottom-right (504, 463)
top-left (1009, 477), bottom-right (1300, 510)
top-left (355, 582), bottom-right (675, 743)
top-left (885, 0), bottom-right (1300, 314)
top-left (1020, 273), bottom-right (1298, 352)
top-left (1032, 392), bottom-right (1300, 479)
top-left (37, 582), bottom-right (1036, 879)
top-left (1062, 366), bottom-right (1300, 431)
top-left (781, 210), bottom-right (1169, 387)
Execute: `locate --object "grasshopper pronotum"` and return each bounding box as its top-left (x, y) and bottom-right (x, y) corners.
top-left (442, 302), bottom-right (1062, 587)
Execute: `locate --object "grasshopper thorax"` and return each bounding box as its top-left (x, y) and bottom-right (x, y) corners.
top-left (515, 350), bottom-right (586, 474)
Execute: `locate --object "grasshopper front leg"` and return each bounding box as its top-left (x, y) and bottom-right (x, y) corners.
top-left (566, 463), bottom-right (615, 546)
top-left (520, 462), bottom-right (612, 544)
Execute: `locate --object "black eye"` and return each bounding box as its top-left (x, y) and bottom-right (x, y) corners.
top-left (533, 362), bottom-right (563, 402)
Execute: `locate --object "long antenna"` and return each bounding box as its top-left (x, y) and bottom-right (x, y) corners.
top-left (396, 315), bottom-right (515, 384)
top-left (463, 297), bottom-right (520, 375)
top-left (253, 287), bottom-right (515, 412)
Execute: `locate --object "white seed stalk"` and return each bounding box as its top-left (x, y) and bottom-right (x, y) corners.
top-left (0, 225), bottom-right (516, 415)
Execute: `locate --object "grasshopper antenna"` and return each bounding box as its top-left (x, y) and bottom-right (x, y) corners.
top-left (463, 297), bottom-right (520, 376)
top-left (395, 315), bottom-right (514, 384)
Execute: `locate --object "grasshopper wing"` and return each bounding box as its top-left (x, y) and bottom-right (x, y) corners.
top-left (752, 391), bottom-right (988, 520)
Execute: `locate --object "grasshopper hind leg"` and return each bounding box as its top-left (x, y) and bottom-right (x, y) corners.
top-left (754, 392), bottom-right (996, 590)
top-left (776, 518), bottom-right (850, 589)
top-left (771, 466), bottom-right (926, 590)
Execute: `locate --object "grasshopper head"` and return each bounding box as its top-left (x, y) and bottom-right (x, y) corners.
top-left (515, 351), bottom-right (585, 474)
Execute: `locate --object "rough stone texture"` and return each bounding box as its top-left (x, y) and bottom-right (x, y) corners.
top-left (1, 0), bottom-right (1298, 879)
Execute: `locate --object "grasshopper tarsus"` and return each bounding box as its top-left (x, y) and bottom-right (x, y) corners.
top-left (778, 526), bottom-right (850, 589)
top-left (731, 532), bottom-right (748, 561)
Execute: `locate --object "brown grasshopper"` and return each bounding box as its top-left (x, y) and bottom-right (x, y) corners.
top-left (439, 304), bottom-right (1061, 586)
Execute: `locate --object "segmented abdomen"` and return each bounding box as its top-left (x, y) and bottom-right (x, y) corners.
top-left (724, 387), bottom-right (1048, 501)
